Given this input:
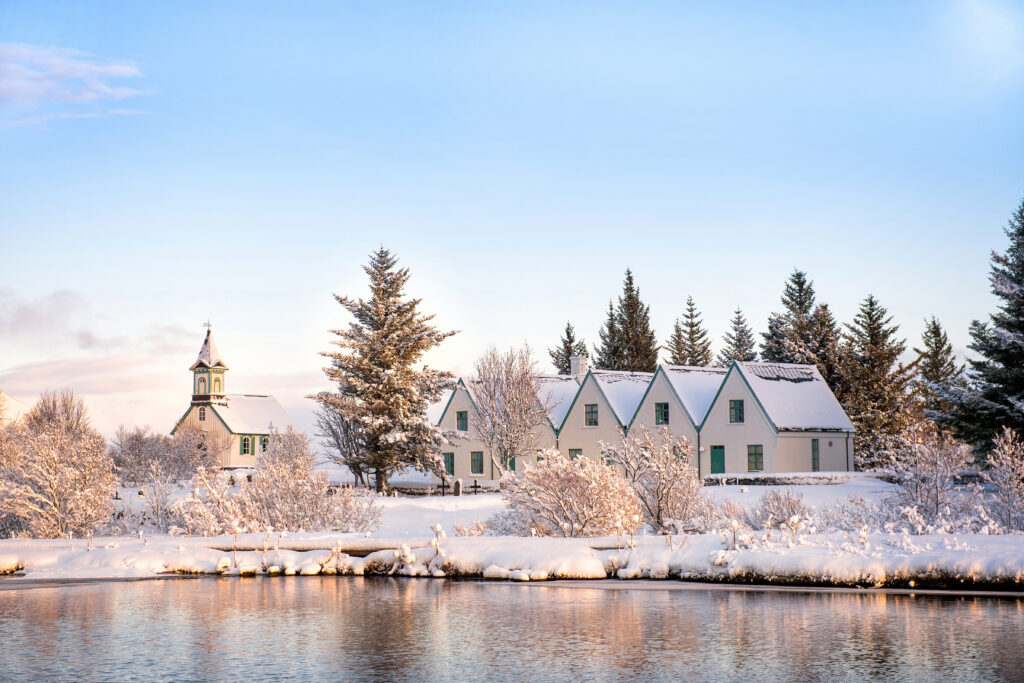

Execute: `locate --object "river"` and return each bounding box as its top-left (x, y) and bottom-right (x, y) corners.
top-left (0, 577), bottom-right (1021, 681)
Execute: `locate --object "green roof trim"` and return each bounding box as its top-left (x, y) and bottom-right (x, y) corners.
top-left (625, 365), bottom-right (701, 433)
top-left (697, 362), bottom-right (779, 435)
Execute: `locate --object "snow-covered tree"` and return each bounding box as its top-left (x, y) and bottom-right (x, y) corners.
top-left (841, 295), bottom-right (917, 470)
top-left (594, 270), bottom-right (658, 372)
top-left (808, 303), bottom-right (845, 395)
top-left (316, 407), bottom-right (369, 487)
top-left (0, 390), bottom-right (116, 538)
top-left (984, 427), bottom-right (1024, 530)
top-left (912, 317), bottom-right (963, 429)
top-left (470, 345), bottom-right (552, 475)
top-left (600, 426), bottom-right (702, 532)
top-left (761, 270), bottom-right (817, 364)
top-left (548, 321), bottom-right (589, 375)
top-left (666, 296), bottom-right (713, 366)
top-left (717, 307), bottom-right (758, 366)
top-left (496, 449), bottom-right (642, 537)
top-left (896, 436), bottom-right (977, 525)
top-left (312, 248), bottom-right (457, 492)
top-left (939, 199), bottom-right (1024, 448)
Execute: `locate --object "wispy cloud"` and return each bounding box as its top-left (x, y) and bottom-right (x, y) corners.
top-left (0, 43), bottom-right (145, 126)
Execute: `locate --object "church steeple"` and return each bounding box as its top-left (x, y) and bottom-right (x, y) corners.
top-left (191, 327), bottom-right (228, 402)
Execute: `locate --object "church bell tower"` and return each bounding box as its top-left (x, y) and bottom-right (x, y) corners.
top-left (190, 326), bottom-right (228, 405)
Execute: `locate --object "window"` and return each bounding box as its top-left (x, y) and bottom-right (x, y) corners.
top-left (261, 436), bottom-right (269, 452)
top-left (456, 411), bottom-right (468, 432)
top-left (508, 456), bottom-right (516, 472)
top-left (198, 406), bottom-right (206, 422)
top-left (729, 399), bottom-right (744, 424)
top-left (470, 451), bottom-right (484, 475)
top-left (811, 438), bottom-right (820, 472)
top-left (198, 377), bottom-right (207, 394)
top-left (213, 378), bottom-right (221, 393)
top-left (241, 436), bottom-right (252, 455)
top-left (655, 402), bottom-right (669, 425)
top-left (747, 444), bottom-right (763, 472)
top-left (568, 449), bottom-right (582, 459)
top-left (443, 452), bottom-right (454, 476)
top-left (584, 404), bottom-right (598, 427)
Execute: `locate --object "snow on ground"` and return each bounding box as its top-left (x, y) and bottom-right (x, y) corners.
top-left (701, 473), bottom-right (898, 511)
top-left (378, 493), bottom-right (504, 538)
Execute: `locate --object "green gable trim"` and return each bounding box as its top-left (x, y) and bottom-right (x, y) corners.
top-left (625, 365), bottom-right (703, 434)
top-left (555, 370), bottom-right (622, 434)
top-left (435, 378), bottom-right (472, 427)
top-left (697, 362), bottom-right (779, 434)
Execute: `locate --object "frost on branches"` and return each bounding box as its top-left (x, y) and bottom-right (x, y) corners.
top-left (311, 248), bottom-right (457, 492)
top-left (600, 426), bottom-right (703, 533)
top-left (896, 436), bottom-right (979, 525)
top-left (470, 344), bottom-right (552, 475)
top-left (494, 449), bottom-right (641, 537)
top-left (0, 390), bottom-right (116, 538)
top-left (175, 429), bottom-right (382, 535)
top-left (985, 427), bottom-right (1024, 530)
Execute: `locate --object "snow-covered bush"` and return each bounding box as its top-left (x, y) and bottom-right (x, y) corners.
top-left (494, 449), bottom-right (642, 538)
top-left (174, 429), bottom-right (382, 535)
top-left (741, 490), bottom-right (811, 530)
top-left (985, 427), bottom-right (1024, 531)
top-left (600, 426), bottom-right (703, 532)
top-left (0, 390), bottom-right (117, 538)
top-left (896, 436), bottom-right (979, 524)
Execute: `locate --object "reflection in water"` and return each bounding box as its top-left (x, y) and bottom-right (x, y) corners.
top-left (0, 578), bottom-right (1022, 681)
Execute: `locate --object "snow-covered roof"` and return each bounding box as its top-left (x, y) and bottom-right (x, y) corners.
top-left (536, 374), bottom-right (581, 428)
top-left (210, 394), bottom-right (293, 434)
top-left (0, 390), bottom-right (30, 423)
top-left (590, 369), bottom-right (653, 426)
top-left (735, 362), bottom-right (855, 432)
top-left (661, 365), bottom-right (728, 426)
top-left (190, 329), bottom-right (228, 371)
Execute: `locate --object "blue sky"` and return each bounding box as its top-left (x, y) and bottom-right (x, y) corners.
top-left (1, 1), bottom-right (1023, 436)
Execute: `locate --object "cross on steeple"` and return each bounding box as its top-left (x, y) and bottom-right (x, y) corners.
top-left (202, 320), bottom-right (212, 331)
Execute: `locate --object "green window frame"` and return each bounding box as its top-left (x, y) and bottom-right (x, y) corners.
top-left (456, 411), bottom-right (468, 432)
top-left (568, 448), bottom-right (582, 459)
top-left (443, 452), bottom-right (454, 476)
top-left (655, 402), bottom-right (669, 425)
top-left (729, 399), bottom-right (744, 424)
top-left (811, 439), bottom-right (820, 472)
top-left (584, 404), bottom-right (598, 427)
top-left (241, 436), bottom-right (252, 455)
top-left (470, 451), bottom-right (484, 475)
top-left (198, 406), bottom-right (206, 422)
top-left (260, 436), bottom-right (269, 452)
top-left (508, 456), bottom-right (516, 472)
top-left (747, 444), bottom-right (763, 472)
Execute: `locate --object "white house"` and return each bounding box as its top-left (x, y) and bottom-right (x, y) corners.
top-left (171, 328), bottom-right (293, 468)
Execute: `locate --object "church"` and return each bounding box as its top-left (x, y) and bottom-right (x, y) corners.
top-left (171, 328), bottom-right (293, 468)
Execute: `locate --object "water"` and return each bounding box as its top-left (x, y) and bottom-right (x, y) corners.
top-left (0, 577), bottom-right (1022, 682)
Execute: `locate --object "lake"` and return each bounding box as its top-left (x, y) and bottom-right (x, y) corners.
top-left (0, 578), bottom-right (1021, 681)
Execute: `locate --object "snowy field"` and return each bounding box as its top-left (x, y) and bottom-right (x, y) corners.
top-left (2, 475), bottom-right (1022, 591)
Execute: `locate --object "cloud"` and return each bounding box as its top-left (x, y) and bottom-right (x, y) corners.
top-left (946, 0), bottom-right (1024, 80)
top-left (0, 43), bottom-right (145, 126)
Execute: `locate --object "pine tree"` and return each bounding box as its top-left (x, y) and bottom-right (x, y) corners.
top-left (760, 312), bottom-right (787, 363)
top-left (594, 270), bottom-right (659, 372)
top-left (717, 308), bottom-right (758, 366)
top-left (312, 248), bottom-right (457, 492)
top-left (549, 321), bottom-right (589, 375)
top-left (841, 295), bottom-right (916, 470)
top-left (913, 317), bottom-right (963, 427)
top-left (808, 303), bottom-right (845, 396)
top-left (762, 270), bottom-right (819, 365)
top-left (667, 296), bottom-right (713, 366)
top-left (940, 198), bottom-right (1024, 447)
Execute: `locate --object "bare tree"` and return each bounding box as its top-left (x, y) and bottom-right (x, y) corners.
top-left (600, 426), bottom-right (703, 532)
top-left (897, 435), bottom-right (978, 524)
top-left (985, 427), bottom-right (1024, 530)
top-left (316, 407), bottom-right (369, 487)
top-left (471, 344), bottom-right (552, 475)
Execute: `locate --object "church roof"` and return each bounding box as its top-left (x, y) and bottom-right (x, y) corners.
top-left (209, 394), bottom-right (293, 435)
top-left (0, 390), bottom-right (30, 423)
top-left (190, 329), bottom-right (228, 371)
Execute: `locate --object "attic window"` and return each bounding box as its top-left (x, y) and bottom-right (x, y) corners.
top-left (456, 411), bottom-right (468, 432)
top-left (585, 404), bottom-right (598, 427)
top-left (729, 400), bottom-right (744, 424)
top-left (655, 402), bottom-right (669, 425)
top-left (198, 406), bottom-right (206, 422)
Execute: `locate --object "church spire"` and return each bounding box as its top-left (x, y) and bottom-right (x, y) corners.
top-left (190, 327), bottom-right (228, 371)
top-left (190, 326), bottom-right (228, 400)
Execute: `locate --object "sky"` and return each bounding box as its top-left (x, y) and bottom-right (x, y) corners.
top-left (1, 0), bottom-right (1023, 437)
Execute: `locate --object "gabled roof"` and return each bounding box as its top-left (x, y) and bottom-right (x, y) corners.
top-left (627, 364), bottom-right (726, 430)
top-left (210, 394), bottom-right (293, 435)
top-left (588, 369), bottom-right (653, 428)
top-left (700, 361), bottom-right (854, 433)
top-left (190, 329), bottom-right (228, 371)
top-left (536, 374), bottom-right (582, 429)
top-left (0, 390), bottom-right (29, 423)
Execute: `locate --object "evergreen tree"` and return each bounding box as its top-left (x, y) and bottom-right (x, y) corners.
top-left (940, 198), bottom-right (1024, 447)
top-left (666, 296), bottom-right (713, 366)
top-left (913, 317), bottom-right (963, 427)
top-left (549, 321), bottom-right (589, 375)
top-left (760, 312), bottom-right (787, 363)
top-left (717, 308), bottom-right (758, 366)
top-left (761, 269), bottom-right (818, 365)
top-left (808, 303), bottom-right (845, 396)
top-left (594, 300), bottom-right (624, 370)
top-left (594, 270), bottom-right (659, 372)
top-left (312, 248), bottom-right (457, 492)
top-left (841, 295), bottom-right (916, 470)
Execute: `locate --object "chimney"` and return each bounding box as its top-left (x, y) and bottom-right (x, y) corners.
top-left (569, 356), bottom-right (587, 377)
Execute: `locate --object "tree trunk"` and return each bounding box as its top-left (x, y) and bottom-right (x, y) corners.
top-left (374, 470), bottom-right (388, 493)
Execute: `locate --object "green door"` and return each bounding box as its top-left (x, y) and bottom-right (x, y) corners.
top-left (710, 445), bottom-right (725, 474)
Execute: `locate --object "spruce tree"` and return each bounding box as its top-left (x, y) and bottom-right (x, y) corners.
top-left (941, 198), bottom-right (1024, 447)
top-left (760, 312), bottom-right (787, 363)
top-left (761, 269), bottom-right (819, 365)
top-left (913, 317), bottom-right (963, 427)
top-left (549, 321), bottom-right (589, 375)
top-left (594, 270), bottom-right (659, 372)
top-left (312, 248), bottom-right (457, 492)
top-left (594, 300), bottom-right (624, 370)
top-left (666, 296), bottom-right (713, 366)
top-left (841, 294), bottom-right (916, 470)
top-left (808, 303), bottom-right (845, 396)
top-left (717, 308), bottom-right (758, 366)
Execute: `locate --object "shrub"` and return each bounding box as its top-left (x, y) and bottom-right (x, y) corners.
top-left (985, 427), bottom-right (1024, 531)
top-left (741, 490), bottom-right (811, 530)
top-left (897, 436), bottom-right (979, 524)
